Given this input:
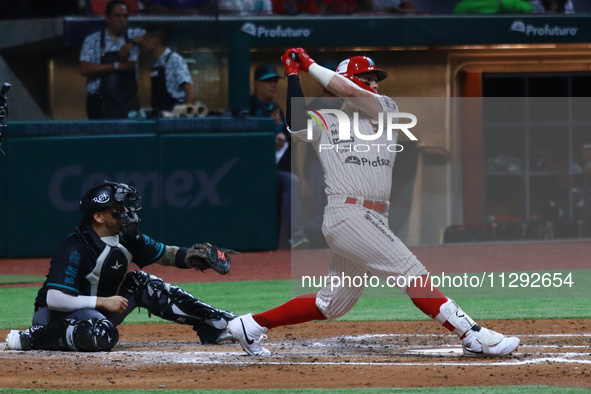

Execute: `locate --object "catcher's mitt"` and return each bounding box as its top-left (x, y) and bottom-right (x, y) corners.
top-left (185, 243), bottom-right (233, 275)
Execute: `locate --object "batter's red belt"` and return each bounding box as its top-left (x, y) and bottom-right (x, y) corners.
top-left (345, 197), bottom-right (389, 213)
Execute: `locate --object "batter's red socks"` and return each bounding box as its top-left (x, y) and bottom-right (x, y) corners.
top-left (407, 275), bottom-right (456, 334)
top-left (253, 293), bottom-right (327, 329)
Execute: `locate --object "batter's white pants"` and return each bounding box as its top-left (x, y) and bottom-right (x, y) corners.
top-left (316, 198), bottom-right (428, 319)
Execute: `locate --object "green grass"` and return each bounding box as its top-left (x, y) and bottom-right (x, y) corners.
top-left (2, 276), bottom-right (590, 393)
top-left (0, 386), bottom-right (589, 393)
top-left (2, 275), bottom-right (591, 330)
top-left (0, 275), bottom-right (45, 285)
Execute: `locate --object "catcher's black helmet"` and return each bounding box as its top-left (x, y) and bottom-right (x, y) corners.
top-left (79, 181), bottom-right (142, 235)
top-left (80, 183), bottom-right (117, 219)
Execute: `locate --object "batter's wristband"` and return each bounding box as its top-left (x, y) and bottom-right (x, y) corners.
top-left (174, 246), bottom-right (190, 269)
top-left (308, 63), bottom-right (336, 88)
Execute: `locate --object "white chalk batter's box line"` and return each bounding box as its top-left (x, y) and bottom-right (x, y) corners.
top-left (158, 352), bottom-right (591, 367)
top-left (344, 344), bottom-right (590, 349)
top-left (80, 349), bottom-right (589, 367)
top-left (339, 333), bottom-right (591, 341)
top-left (5, 349), bottom-right (584, 368)
top-left (3, 333), bottom-right (590, 367)
top-left (196, 331), bottom-right (588, 367)
top-left (132, 332), bottom-right (591, 367)
top-left (188, 358), bottom-right (591, 367)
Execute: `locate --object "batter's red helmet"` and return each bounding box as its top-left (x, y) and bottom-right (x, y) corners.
top-left (336, 56), bottom-right (387, 93)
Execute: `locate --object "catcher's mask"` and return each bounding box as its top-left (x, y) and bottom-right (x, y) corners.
top-left (336, 56), bottom-right (387, 93)
top-left (80, 181), bottom-right (142, 236)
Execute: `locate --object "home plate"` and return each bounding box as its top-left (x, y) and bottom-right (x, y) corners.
top-left (406, 348), bottom-right (464, 356)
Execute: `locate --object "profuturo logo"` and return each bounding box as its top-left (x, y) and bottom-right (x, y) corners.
top-left (344, 156), bottom-right (392, 167)
top-left (241, 22), bottom-right (312, 38)
top-left (241, 23), bottom-right (257, 36)
top-left (344, 156), bottom-right (361, 165)
top-left (509, 20), bottom-right (578, 36)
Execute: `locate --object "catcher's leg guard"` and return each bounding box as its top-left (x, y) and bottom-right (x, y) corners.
top-left (121, 270), bottom-right (236, 344)
top-left (28, 318), bottom-right (118, 351)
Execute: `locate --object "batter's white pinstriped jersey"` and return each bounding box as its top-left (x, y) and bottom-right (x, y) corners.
top-left (313, 95), bottom-right (398, 202)
top-left (292, 94), bottom-right (427, 319)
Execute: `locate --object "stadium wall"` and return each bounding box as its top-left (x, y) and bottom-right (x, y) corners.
top-left (2, 15), bottom-right (591, 247)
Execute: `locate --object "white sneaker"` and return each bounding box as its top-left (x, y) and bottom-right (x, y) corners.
top-left (227, 313), bottom-right (271, 357)
top-left (462, 326), bottom-right (520, 357)
top-left (5, 330), bottom-right (24, 350)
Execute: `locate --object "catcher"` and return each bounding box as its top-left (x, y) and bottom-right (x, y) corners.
top-left (6, 181), bottom-right (234, 351)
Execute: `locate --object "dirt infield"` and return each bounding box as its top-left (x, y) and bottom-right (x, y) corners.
top-left (1, 240), bottom-right (590, 390)
top-left (1, 319), bottom-right (590, 389)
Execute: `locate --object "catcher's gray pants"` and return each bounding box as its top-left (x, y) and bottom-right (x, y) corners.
top-left (33, 307), bottom-right (109, 326)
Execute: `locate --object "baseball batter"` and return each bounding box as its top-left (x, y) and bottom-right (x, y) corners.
top-left (228, 48), bottom-right (520, 358)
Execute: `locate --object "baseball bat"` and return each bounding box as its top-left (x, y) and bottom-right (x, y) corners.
top-left (0, 82), bottom-right (10, 97)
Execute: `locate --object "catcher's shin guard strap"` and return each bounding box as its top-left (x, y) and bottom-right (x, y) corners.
top-left (122, 270), bottom-right (233, 342)
top-left (141, 272), bottom-right (226, 327)
top-left (434, 299), bottom-right (475, 337)
top-left (167, 286), bottom-right (229, 328)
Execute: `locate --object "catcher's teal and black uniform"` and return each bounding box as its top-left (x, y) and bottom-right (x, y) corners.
top-left (25, 223), bottom-right (235, 351)
top-left (33, 224), bottom-right (165, 325)
top-left (5, 181), bottom-right (235, 352)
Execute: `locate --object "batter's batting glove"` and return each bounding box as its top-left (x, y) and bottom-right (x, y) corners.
top-left (281, 49), bottom-right (300, 76)
top-left (292, 48), bottom-right (316, 73)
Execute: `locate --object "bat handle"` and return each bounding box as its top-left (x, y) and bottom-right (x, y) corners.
top-left (0, 83), bottom-right (11, 97)
top-left (289, 52), bottom-right (299, 62)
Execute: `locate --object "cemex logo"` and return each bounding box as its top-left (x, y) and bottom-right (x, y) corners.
top-left (48, 160), bottom-right (239, 211)
top-left (306, 109), bottom-right (417, 152)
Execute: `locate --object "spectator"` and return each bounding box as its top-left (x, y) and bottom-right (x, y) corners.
top-left (137, 25), bottom-right (196, 113)
top-left (80, 0), bottom-right (145, 119)
top-left (454, 0), bottom-right (533, 13)
top-left (272, 0), bottom-right (318, 15)
top-left (317, 0), bottom-right (362, 14)
top-left (90, 0), bottom-right (140, 16)
top-left (368, 0), bottom-right (414, 13)
top-left (530, 0), bottom-right (574, 13)
top-left (218, 0), bottom-right (273, 14)
top-left (143, 0), bottom-right (215, 15)
top-left (250, 64), bottom-right (308, 249)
